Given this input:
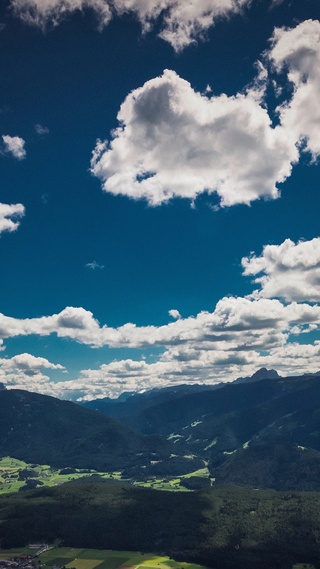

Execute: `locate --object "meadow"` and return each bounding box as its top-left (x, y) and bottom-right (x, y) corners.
top-left (0, 457), bottom-right (130, 494)
top-left (0, 457), bottom-right (211, 494)
top-left (0, 546), bottom-right (315, 569)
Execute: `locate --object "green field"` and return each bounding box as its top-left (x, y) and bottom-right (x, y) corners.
top-left (36, 549), bottom-right (206, 569)
top-left (0, 547), bottom-right (314, 569)
top-left (0, 547), bottom-right (190, 569)
top-left (0, 457), bottom-right (123, 495)
top-left (0, 457), bottom-right (211, 494)
top-left (133, 465), bottom-right (212, 491)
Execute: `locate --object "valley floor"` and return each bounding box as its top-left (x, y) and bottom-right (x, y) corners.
top-left (0, 457), bottom-right (212, 494)
top-left (0, 547), bottom-right (316, 569)
top-left (0, 547), bottom-right (205, 569)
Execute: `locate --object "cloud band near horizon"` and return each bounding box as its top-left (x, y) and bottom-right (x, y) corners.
top-left (1, 235), bottom-right (320, 399)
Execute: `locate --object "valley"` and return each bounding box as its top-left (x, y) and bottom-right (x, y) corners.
top-left (2, 372), bottom-right (320, 568)
top-left (0, 456), bottom-right (212, 494)
top-left (3, 371), bottom-right (320, 492)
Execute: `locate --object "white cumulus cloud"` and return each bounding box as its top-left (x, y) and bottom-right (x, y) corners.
top-left (2, 135), bottom-right (26, 160)
top-left (0, 353), bottom-right (65, 392)
top-left (39, 337), bottom-right (320, 400)
top-left (91, 20), bottom-right (320, 209)
top-left (268, 19), bottom-right (320, 160)
top-left (91, 69), bottom-right (297, 207)
top-left (242, 237), bottom-right (320, 302)
top-left (0, 352), bottom-right (65, 372)
top-left (0, 203), bottom-right (25, 234)
top-left (1, 293), bottom-right (320, 398)
top-left (0, 295), bottom-right (319, 355)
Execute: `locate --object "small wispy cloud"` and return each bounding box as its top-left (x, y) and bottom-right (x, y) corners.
top-left (34, 123), bottom-right (50, 135)
top-left (85, 260), bottom-right (105, 270)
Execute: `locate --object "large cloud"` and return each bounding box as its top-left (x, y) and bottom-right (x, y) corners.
top-left (268, 19), bottom-right (320, 160)
top-left (242, 237), bottom-right (320, 302)
top-left (0, 298), bottom-right (319, 350)
top-left (1, 293), bottom-right (320, 398)
top-left (91, 69), bottom-right (297, 207)
top-left (91, 20), bottom-right (320, 208)
top-left (11, 0), bottom-right (252, 50)
top-left (0, 203), bottom-right (25, 234)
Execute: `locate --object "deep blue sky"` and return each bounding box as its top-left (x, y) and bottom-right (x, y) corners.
top-left (0, 0), bottom-right (320, 399)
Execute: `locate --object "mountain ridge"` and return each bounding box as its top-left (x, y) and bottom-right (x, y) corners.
top-left (0, 389), bottom-right (173, 471)
top-left (2, 371), bottom-right (320, 491)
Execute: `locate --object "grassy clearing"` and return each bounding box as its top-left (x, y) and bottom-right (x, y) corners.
top-left (132, 465), bottom-right (211, 491)
top-left (0, 457), bottom-right (27, 469)
top-left (0, 457), bottom-right (123, 495)
top-left (181, 467), bottom-right (209, 479)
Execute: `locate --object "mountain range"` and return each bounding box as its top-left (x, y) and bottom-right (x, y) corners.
top-left (2, 368), bottom-right (320, 490)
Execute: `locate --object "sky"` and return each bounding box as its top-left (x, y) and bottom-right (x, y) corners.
top-left (0, 0), bottom-right (320, 400)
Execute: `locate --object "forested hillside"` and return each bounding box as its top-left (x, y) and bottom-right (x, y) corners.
top-left (0, 390), bottom-right (172, 471)
top-left (1, 479), bottom-right (320, 569)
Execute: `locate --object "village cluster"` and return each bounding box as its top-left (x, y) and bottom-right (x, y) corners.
top-left (0, 546), bottom-right (50, 569)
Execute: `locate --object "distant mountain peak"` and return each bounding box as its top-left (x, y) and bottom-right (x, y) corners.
top-left (0, 382), bottom-right (6, 391)
top-left (235, 367), bottom-right (280, 384)
top-left (250, 368), bottom-right (280, 380)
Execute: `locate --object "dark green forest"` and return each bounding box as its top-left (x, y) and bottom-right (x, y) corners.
top-left (1, 479), bottom-right (320, 569)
